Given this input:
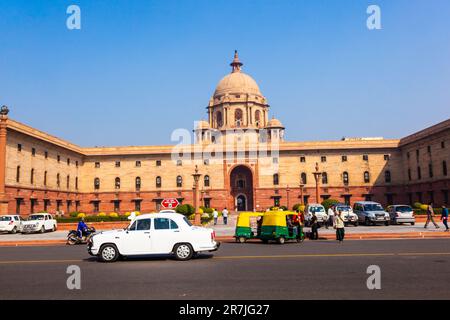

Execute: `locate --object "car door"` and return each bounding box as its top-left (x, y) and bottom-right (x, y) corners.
top-left (151, 218), bottom-right (180, 254)
top-left (121, 218), bottom-right (152, 255)
top-left (44, 215), bottom-right (51, 230)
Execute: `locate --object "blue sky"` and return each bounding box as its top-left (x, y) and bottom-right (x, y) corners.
top-left (0, 0), bottom-right (449, 146)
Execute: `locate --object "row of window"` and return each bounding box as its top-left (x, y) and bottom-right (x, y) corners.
top-left (93, 175), bottom-right (212, 190)
top-left (299, 154), bottom-right (390, 163)
top-left (17, 144), bottom-right (79, 167)
top-left (407, 161), bottom-right (447, 181)
top-left (15, 166), bottom-right (78, 189)
top-left (406, 141), bottom-right (446, 161)
top-left (273, 170), bottom-right (392, 186)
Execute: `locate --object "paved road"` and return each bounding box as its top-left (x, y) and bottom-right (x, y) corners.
top-left (0, 239), bottom-right (450, 299)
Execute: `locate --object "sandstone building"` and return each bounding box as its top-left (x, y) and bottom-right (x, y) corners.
top-left (0, 52), bottom-right (448, 215)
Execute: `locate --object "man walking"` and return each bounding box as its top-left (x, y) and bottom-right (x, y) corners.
top-left (222, 208), bottom-right (229, 225)
top-left (326, 205), bottom-right (335, 229)
top-left (213, 208), bottom-right (218, 225)
top-left (334, 209), bottom-right (345, 243)
top-left (424, 202), bottom-right (440, 229)
top-left (441, 204), bottom-right (449, 232)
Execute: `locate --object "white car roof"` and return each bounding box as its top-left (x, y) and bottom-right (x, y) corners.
top-left (135, 212), bottom-right (185, 220)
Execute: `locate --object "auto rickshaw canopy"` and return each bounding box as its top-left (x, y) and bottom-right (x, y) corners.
top-left (261, 210), bottom-right (297, 227)
top-left (236, 211), bottom-right (265, 228)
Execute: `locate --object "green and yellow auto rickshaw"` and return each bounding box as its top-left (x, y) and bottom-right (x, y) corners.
top-left (259, 211), bottom-right (304, 244)
top-left (234, 211), bottom-right (265, 243)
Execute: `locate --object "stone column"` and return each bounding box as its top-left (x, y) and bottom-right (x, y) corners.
top-left (312, 162), bottom-right (322, 204)
top-left (0, 106), bottom-right (10, 214)
top-left (192, 165), bottom-right (202, 225)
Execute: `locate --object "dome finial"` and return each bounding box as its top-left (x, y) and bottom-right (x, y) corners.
top-left (230, 50), bottom-right (243, 73)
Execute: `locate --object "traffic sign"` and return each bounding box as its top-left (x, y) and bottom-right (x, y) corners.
top-left (161, 198), bottom-right (180, 209)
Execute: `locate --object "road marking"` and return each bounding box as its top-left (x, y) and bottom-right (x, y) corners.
top-left (0, 252), bottom-right (450, 265)
top-left (214, 252), bottom-right (450, 260)
top-left (0, 259), bottom-right (82, 265)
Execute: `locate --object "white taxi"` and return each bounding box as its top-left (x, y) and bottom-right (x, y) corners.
top-left (0, 215), bottom-right (24, 233)
top-left (88, 212), bottom-right (220, 262)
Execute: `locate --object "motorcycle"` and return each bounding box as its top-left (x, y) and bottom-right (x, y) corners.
top-left (66, 227), bottom-right (96, 245)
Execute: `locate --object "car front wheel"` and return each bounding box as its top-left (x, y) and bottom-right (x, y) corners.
top-left (40, 226), bottom-right (45, 233)
top-left (99, 244), bottom-right (119, 263)
top-left (174, 243), bottom-right (194, 261)
top-left (10, 227), bottom-right (17, 234)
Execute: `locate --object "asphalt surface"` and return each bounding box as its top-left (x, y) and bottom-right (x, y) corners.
top-left (0, 239), bottom-right (450, 300)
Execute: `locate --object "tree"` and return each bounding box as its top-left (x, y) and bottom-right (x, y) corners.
top-left (321, 199), bottom-right (340, 211)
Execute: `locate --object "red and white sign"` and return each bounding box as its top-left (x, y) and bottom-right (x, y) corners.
top-left (161, 198), bottom-right (180, 209)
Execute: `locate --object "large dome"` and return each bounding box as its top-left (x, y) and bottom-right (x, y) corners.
top-left (213, 51), bottom-right (263, 98)
top-left (214, 72), bottom-right (262, 97)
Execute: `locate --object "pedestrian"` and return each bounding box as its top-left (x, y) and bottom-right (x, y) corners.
top-left (311, 213), bottom-right (319, 240)
top-left (334, 209), bottom-right (345, 243)
top-left (222, 208), bottom-right (229, 225)
top-left (213, 208), bottom-right (218, 225)
top-left (326, 205), bottom-right (335, 229)
top-left (424, 202), bottom-right (440, 229)
top-left (441, 205), bottom-right (449, 232)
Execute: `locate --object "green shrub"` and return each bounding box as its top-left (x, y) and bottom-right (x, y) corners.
top-left (56, 215), bottom-right (129, 223)
top-left (322, 199), bottom-right (340, 211)
top-left (69, 212), bottom-right (79, 218)
top-left (176, 204), bottom-right (195, 216)
top-left (292, 203), bottom-right (305, 212)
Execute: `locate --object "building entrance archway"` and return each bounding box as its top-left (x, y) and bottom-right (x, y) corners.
top-left (230, 165), bottom-right (253, 211)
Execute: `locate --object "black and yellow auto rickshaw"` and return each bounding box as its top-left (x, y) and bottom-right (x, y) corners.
top-left (259, 211), bottom-right (304, 244)
top-left (234, 211), bottom-right (265, 243)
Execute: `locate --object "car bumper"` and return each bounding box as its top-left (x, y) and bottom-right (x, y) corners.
top-left (21, 227), bottom-right (39, 233)
top-left (368, 217), bottom-right (389, 223)
top-left (197, 241), bottom-right (221, 252)
top-left (394, 217), bottom-right (415, 223)
top-left (0, 227), bottom-right (13, 232)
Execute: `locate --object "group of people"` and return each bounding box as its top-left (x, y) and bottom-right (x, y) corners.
top-left (424, 203), bottom-right (449, 231)
top-left (213, 208), bottom-right (229, 226)
top-left (308, 205), bottom-right (346, 242)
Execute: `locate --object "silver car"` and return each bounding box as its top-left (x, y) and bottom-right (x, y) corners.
top-left (353, 201), bottom-right (390, 226)
top-left (387, 205), bottom-right (415, 225)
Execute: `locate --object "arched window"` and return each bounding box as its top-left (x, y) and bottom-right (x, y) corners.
top-left (322, 172), bottom-right (328, 184)
top-left (385, 170), bottom-right (391, 183)
top-left (255, 110), bottom-right (261, 126)
top-left (273, 173), bottom-right (279, 185)
top-left (75, 177), bottom-right (78, 190)
top-left (444, 161), bottom-right (448, 176)
top-left (56, 173), bottom-right (60, 188)
top-left (204, 175), bottom-right (210, 187)
top-left (94, 178), bottom-right (100, 190)
top-left (44, 171), bottom-right (47, 186)
top-left (30, 169), bottom-right (34, 184)
top-left (176, 176), bottom-right (183, 188)
top-left (66, 175), bottom-right (70, 189)
top-left (115, 177), bottom-right (121, 189)
top-left (216, 111), bottom-right (223, 127)
top-left (135, 177), bottom-right (141, 190)
top-left (156, 176), bottom-right (162, 188)
top-left (235, 108), bottom-right (243, 127)
top-left (16, 166), bottom-right (20, 183)
top-left (364, 171), bottom-right (370, 183)
top-left (343, 172), bottom-right (349, 185)
top-left (301, 172), bottom-right (307, 184)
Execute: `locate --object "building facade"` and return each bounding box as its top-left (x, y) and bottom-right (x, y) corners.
top-left (0, 52), bottom-right (449, 215)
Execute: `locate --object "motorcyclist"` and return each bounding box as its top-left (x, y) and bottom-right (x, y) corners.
top-left (77, 217), bottom-right (89, 239)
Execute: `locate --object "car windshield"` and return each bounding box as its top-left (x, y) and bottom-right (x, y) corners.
top-left (396, 206), bottom-right (413, 212)
top-left (0, 216), bottom-right (12, 221)
top-left (364, 204), bottom-right (384, 211)
top-left (337, 206), bottom-right (351, 211)
top-left (310, 206), bottom-right (324, 213)
top-left (28, 215), bottom-right (44, 220)
top-left (183, 216), bottom-right (193, 226)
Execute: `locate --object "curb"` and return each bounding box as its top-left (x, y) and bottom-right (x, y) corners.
top-left (1, 232), bottom-right (449, 247)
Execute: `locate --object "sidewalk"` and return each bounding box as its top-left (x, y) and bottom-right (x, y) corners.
top-left (0, 214), bottom-right (449, 246)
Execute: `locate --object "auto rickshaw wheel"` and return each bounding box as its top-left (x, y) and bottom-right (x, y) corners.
top-left (277, 237), bottom-right (285, 245)
top-left (261, 239), bottom-right (269, 244)
top-left (238, 237), bottom-right (247, 243)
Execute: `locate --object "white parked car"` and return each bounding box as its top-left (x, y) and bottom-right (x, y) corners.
top-left (335, 204), bottom-right (359, 226)
top-left (21, 213), bottom-right (58, 233)
top-left (304, 204), bottom-right (328, 226)
top-left (88, 212), bottom-right (220, 262)
top-left (387, 205), bottom-right (415, 225)
top-left (0, 215), bottom-right (25, 233)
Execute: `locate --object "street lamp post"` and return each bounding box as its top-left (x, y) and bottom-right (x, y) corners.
top-left (312, 162), bottom-right (322, 204)
top-left (286, 185), bottom-right (290, 210)
top-left (299, 183), bottom-right (305, 205)
top-left (0, 106), bottom-right (9, 215)
top-left (192, 165), bottom-right (202, 225)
